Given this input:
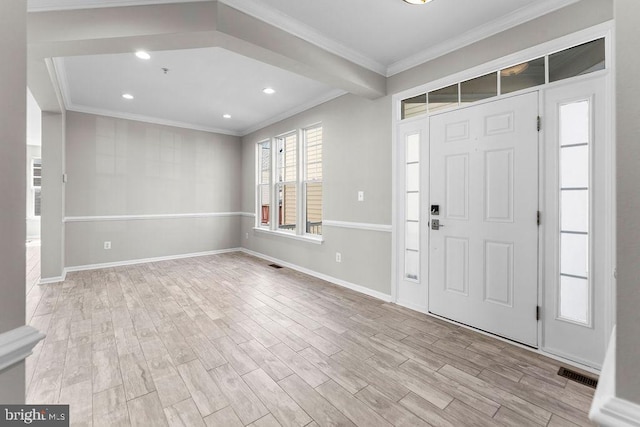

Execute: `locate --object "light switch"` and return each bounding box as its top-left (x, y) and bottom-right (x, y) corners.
top-left (358, 191), bottom-right (364, 202)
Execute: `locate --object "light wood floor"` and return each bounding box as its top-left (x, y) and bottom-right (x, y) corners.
top-left (26, 240), bottom-right (41, 296)
top-left (26, 252), bottom-right (596, 426)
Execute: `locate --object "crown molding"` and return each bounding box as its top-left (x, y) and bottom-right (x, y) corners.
top-left (240, 89), bottom-right (346, 136)
top-left (387, 0), bottom-right (580, 76)
top-left (27, 0), bottom-right (209, 12)
top-left (52, 57), bottom-right (242, 136)
top-left (66, 104), bottom-right (243, 136)
top-left (33, 0), bottom-right (580, 79)
top-left (53, 57), bottom-right (342, 137)
top-left (218, 0), bottom-right (387, 76)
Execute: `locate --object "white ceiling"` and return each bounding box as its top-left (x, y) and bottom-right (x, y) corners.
top-left (57, 48), bottom-right (343, 135)
top-left (29, 0), bottom-right (578, 135)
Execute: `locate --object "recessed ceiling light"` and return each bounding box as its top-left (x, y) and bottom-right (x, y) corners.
top-left (122, 93), bottom-right (134, 100)
top-left (223, 114), bottom-right (232, 119)
top-left (135, 50), bottom-right (151, 60)
top-left (403, 0), bottom-right (433, 4)
top-left (263, 87), bottom-right (276, 95)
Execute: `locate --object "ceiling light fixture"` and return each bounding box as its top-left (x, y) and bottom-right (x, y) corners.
top-left (122, 93), bottom-right (134, 100)
top-left (223, 114), bottom-right (232, 119)
top-left (403, 0), bottom-right (433, 4)
top-left (263, 87), bottom-right (276, 95)
top-left (135, 50), bottom-right (151, 60)
top-left (500, 62), bottom-right (529, 77)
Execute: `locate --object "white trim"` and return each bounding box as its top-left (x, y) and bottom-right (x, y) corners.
top-left (240, 248), bottom-right (393, 303)
top-left (27, 0), bottom-right (210, 12)
top-left (240, 212), bottom-right (256, 218)
top-left (387, 0), bottom-right (580, 76)
top-left (240, 90), bottom-right (344, 136)
top-left (64, 248), bottom-right (241, 273)
top-left (252, 228), bottom-right (323, 245)
top-left (220, 0), bottom-right (579, 78)
top-left (53, 57), bottom-right (240, 136)
top-left (322, 220), bottom-right (392, 233)
top-left (39, 274), bottom-right (66, 285)
top-left (590, 327), bottom-right (640, 426)
top-left (53, 57), bottom-right (343, 138)
top-left (0, 326), bottom-right (45, 372)
top-left (64, 212), bottom-right (246, 223)
top-left (67, 105), bottom-right (242, 137)
top-left (32, 0), bottom-right (580, 79)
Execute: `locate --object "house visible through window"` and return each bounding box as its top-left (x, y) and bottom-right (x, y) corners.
top-left (256, 125), bottom-right (323, 239)
top-left (304, 126), bottom-right (322, 236)
top-left (33, 158), bottom-right (42, 217)
top-left (258, 141), bottom-right (271, 226)
top-left (277, 132), bottom-right (298, 232)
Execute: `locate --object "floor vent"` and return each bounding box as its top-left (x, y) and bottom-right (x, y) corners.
top-left (268, 264), bottom-right (283, 269)
top-left (557, 367), bottom-right (598, 389)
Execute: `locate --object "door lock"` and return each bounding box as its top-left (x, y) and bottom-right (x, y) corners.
top-left (431, 219), bottom-right (444, 230)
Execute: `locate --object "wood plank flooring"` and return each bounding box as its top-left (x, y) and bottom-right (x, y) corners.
top-left (26, 252), bottom-right (596, 426)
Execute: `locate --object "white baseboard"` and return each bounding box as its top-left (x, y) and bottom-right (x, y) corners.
top-left (590, 327), bottom-right (640, 426)
top-left (240, 248), bottom-right (393, 303)
top-left (0, 326), bottom-right (45, 372)
top-left (39, 274), bottom-right (66, 285)
top-left (63, 248), bottom-right (242, 274)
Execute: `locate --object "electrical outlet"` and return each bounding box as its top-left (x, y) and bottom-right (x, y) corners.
top-left (336, 252), bottom-right (342, 263)
top-left (104, 241), bottom-right (111, 250)
top-left (245, 232), bottom-right (249, 240)
top-left (358, 191), bottom-right (364, 202)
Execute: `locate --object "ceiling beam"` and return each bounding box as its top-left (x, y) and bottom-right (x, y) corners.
top-left (215, 3), bottom-right (386, 99)
top-left (27, 0), bottom-right (386, 114)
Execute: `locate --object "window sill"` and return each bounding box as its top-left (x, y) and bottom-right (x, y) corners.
top-left (253, 227), bottom-right (324, 245)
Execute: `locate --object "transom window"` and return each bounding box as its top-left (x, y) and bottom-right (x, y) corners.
top-left (256, 125), bottom-right (323, 240)
top-left (401, 38), bottom-right (605, 120)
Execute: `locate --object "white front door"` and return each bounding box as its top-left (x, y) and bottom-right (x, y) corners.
top-left (428, 92), bottom-right (539, 346)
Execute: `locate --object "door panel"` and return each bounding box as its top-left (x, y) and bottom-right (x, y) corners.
top-left (429, 92), bottom-right (539, 346)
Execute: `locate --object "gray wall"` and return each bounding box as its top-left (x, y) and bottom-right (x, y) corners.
top-left (615, 0), bottom-right (640, 405)
top-left (241, 94), bottom-right (393, 295)
top-left (64, 112), bottom-right (242, 267)
top-left (0, 0), bottom-right (27, 403)
top-left (41, 113), bottom-right (65, 280)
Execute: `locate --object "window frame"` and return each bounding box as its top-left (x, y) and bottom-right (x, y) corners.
top-left (256, 140), bottom-right (271, 229)
top-left (255, 124), bottom-right (323, 244)
top-left (276, 130), bottom-right (299, 234)
top-left (302, 124), bottom-right (323, 238)
top-left (32, 158), bottom-right (42, 218)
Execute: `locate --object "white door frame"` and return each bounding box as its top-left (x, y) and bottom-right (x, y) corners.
top-left (391, 21), bottom-right (615, 371)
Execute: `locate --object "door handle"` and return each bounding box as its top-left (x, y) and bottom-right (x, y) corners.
top-left (431, 219), bottom-right (444, 230)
